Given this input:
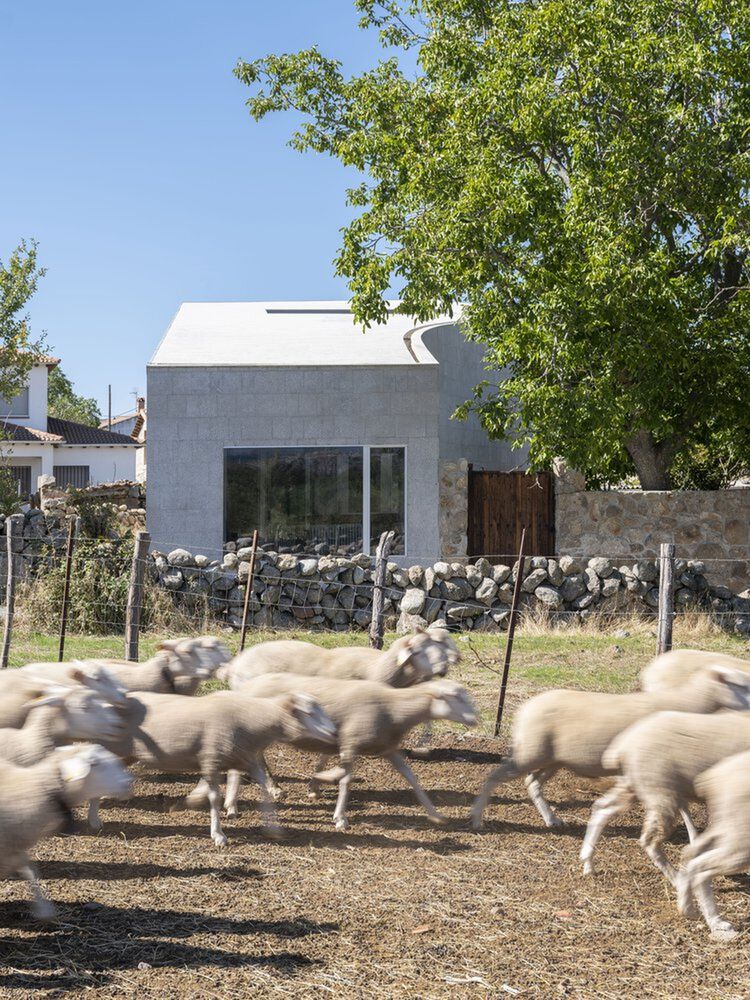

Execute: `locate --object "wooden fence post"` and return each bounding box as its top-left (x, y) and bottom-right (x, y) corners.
top-left (369, 530), bottom-right (396, 650)
top-left (125, 530), bottom-right (151, 662)
top-left (239, 529), bottom-right (259, 652)
top-left (57, 516), bottom-right (79, 662)
top-left (494, 526), bottom-right (527, 737)
top-left (1, 514), bottom-right (24, 669)
top-left (656, 541), bottom-right (676, 657)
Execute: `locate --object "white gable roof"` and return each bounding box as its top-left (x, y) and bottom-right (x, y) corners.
top-left (150, 301), bottom-right (459, 367)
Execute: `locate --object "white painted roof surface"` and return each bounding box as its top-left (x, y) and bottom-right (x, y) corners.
top-left (150, 302), bottom-right (460, 367)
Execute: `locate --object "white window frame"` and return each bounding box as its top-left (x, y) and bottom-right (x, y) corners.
top-left (224, 444), bottom-right (407, 556)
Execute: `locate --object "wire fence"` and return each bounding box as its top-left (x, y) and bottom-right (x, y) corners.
top-left (2, 522), bottom-right (750, 674)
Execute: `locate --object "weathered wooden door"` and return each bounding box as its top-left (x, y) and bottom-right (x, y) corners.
top-left (467, 471), bottom-right (555, 560)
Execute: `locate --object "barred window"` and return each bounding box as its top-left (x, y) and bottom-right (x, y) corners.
top-left (53, 465), bottom-right (90, 489)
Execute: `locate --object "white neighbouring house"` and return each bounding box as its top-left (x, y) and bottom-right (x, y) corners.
top-left (1, 357), bottom-right (141, 497)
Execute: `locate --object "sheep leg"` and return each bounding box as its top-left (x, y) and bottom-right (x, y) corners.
top-left (525, 767), bottom-right (563, 828)
top-left (258, 753), bottom-right (283, 801)
top-left (224, 770), bottom-right (242, 818)
top-left (679, 807), bottom-right (699, 844)
top-left (308, 755), bottom-right (330, 799)
top-left (19, 862), bottom-right (56, 921)
top-left (185, 778), bottom-right (210, 810)
top-left (470, 757), bottom-right (522, 830)
top-left (386, 751), bottom-right (448, 826)
top-left (246, 757), bottom-right (284, 839)
top-left (681, 847), bottom-right (741, 940)
top-left (580, 780), bottom-right (635, 875)
top-left (204, 776), bottom-right (228, 848)
top-left (87, 798), bottom-right (102, 831)
top-left (332, 762), bottom-right (354, 832)
top-left (641, 809), bottom-right (678, 886)
top-left (410, 722), bottom-right (433, 759)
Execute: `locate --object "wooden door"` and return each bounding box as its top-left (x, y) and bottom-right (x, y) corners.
top-left (467, 471), bottom-right (555, 561)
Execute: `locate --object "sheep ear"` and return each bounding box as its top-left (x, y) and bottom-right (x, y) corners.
top-left (24, 692), bottom-right (65, 709)
top-left (288, 692), bottom-right (316, 717)
top-left (158, 640), bottom-right (179, 652)
top-left (429, 696), bottom-right (451, 719)
top-left (396, 639), bottom-right (415, 666)
top-left (60, 754), bottom-right (91, 784)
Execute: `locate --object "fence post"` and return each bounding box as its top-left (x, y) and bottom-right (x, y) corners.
top-left (494, 526), bottom-right (527, 737)
top-left (656, 541), bottom-right (675, 657)
top-left (239, 529), bottom-right (259, 652)
top-left (369, 530), bottom-right (396, 650)
top-left (1, 514), bottom-right (24, 669)
top-left (57, 516), bottom-right (79, 662)
top-left (125, 530), bottom-right (151, 662)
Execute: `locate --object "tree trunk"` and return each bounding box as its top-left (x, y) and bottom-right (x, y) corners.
top-left (625, 429), bottom-right (681, 490)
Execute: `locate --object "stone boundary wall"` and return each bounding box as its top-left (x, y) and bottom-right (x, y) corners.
top-left (151, 543), bottom-right (750, 635)
top-left (554, 463), bottom-right (750, 593)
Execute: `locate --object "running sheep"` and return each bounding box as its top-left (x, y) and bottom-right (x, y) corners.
top-left (0, 666), bottom-right (128, 730)
top-left (0, 744), bottom-right (132, 920)
top-left (223, 675), bottom-right (477, 831)
top-left (470, 665), bottom-right (750, 831)
top-left (640, 648), bottom-right (750, 692)
top-left (19, 636), bottom-right (229, 695)
top-left (88, 688), bottom-right (337, 845)
top-left (579, 705), bottom-right (750, 880)
top-left (676, 750), bottom-right (750, 941)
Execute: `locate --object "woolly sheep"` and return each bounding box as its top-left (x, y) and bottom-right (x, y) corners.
top-left (19, 636), bottom-right (229, 695)
top-left (579, 706), bottom-right (750, 879)
top-left (219, 628), bottom-right (460, 689)
top-left (676, 750), bottom-right (750, 941)
top-left (0, 666), bottom-right (128, 730)
top-left (470, 665), bottom-right (750, 831)
top-left (0, 684), bottom-right (126, 767)
top-left (89, 688), bottom-right (337, 845)
top-left (0, 744), bottom-right (132, 920)
top-left (225, 675), bottom-right (477, 831)
top-left (640, 648), bottom-right (750, 692)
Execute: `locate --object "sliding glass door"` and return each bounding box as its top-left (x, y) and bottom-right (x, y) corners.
top-left (225, 446), bottom-right (405, 555)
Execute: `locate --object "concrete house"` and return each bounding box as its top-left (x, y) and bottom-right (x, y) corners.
top-left (147, 302), bottom-right (524, 559)
top-left (1, 357), bottom-right (140, 496)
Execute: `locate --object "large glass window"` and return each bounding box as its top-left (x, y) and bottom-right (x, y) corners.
top-left (225, 446), bottom-right (405, 555)
top-left (370, 447), bottom-right (405, 554)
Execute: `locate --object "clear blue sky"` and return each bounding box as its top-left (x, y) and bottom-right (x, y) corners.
top-left (1, 1), bottom-right (380, 418)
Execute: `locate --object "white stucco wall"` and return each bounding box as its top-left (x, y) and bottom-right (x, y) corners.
top-left (51, 446), bottom-right (138, 485)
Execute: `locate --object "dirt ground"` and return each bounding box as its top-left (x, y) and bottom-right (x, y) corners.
top-left (1, 729), bottom-right (748, 1000)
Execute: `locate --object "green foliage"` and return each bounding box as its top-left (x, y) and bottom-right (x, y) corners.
top-left (0, 466), bottom-right (22, 516)
top-left (64, 491), bottom-right (120, 539)
top-left (0, 240), bottom-right (46, 404)
top-left (237, 0), bottom-right (750, 489)
top-left (48, 366), bottom-right (101, 426)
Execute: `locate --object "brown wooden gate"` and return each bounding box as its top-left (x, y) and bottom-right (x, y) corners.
top-left (468, 471), bottom-right (555, 560)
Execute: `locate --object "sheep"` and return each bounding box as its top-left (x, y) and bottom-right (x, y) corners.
top-left (0, 744), bottom-right (132, 920)
top-left (640, 648), bottom-right (750, 692)
top-left (470, 664), bottom-right (750, 832)
top-left (222, 675), bottom-right (477, 831)
top-left (0, 684), bottom-right (127, 766)
top-left (88, 688), bottom-right (337, 845)
top-left (219, 627), bottom-right (460, 689)
top-left (676, 750), bottom-right (750, 941)
top-left (579, 706), bottom-right (750, 880)
top-left (0, 665), bottom-right (128, 730)
top-left (19, 636), bottom-right (230, 695)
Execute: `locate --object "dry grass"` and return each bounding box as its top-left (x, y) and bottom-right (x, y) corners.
top-left (1, 622), bottom-right (749, 998)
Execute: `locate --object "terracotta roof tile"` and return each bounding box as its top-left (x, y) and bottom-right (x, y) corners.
top-left (47, 417), bottom-right (139, 445)
top-left (1, 421), bottom-right (64, 443)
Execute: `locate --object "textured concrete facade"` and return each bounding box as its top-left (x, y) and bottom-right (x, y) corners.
top-left (147, 364), bottom-right (442, 557)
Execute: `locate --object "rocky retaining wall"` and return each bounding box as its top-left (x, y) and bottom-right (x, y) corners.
top-left (150, 543), bottom-right (750, 635)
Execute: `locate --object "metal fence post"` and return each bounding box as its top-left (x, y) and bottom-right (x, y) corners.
top-left (57, 516), bottom-right (79, 661)
top-left (125, 530), bottom-right (151, 662)
top-left (239, 529), bottom-right (259, 652)
top-left (369, 530), bottom-right (396, 650)
top-left (494, 526), bottom-right (527, 737)
top-left (1, 514), bottom-right (24, 669)
top-left (656, 542), bottom-right (676, 657)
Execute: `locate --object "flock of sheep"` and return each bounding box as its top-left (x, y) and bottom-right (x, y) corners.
top-left (1, 627), bottom-right (750, 944)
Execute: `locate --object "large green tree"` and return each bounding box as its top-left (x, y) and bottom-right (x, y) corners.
top-left (0, 240), bottom-right (45, 404)
top-left (48, 366), bottom-right (101, 426)
top-left (237, 0), bottom-right (750, 488)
